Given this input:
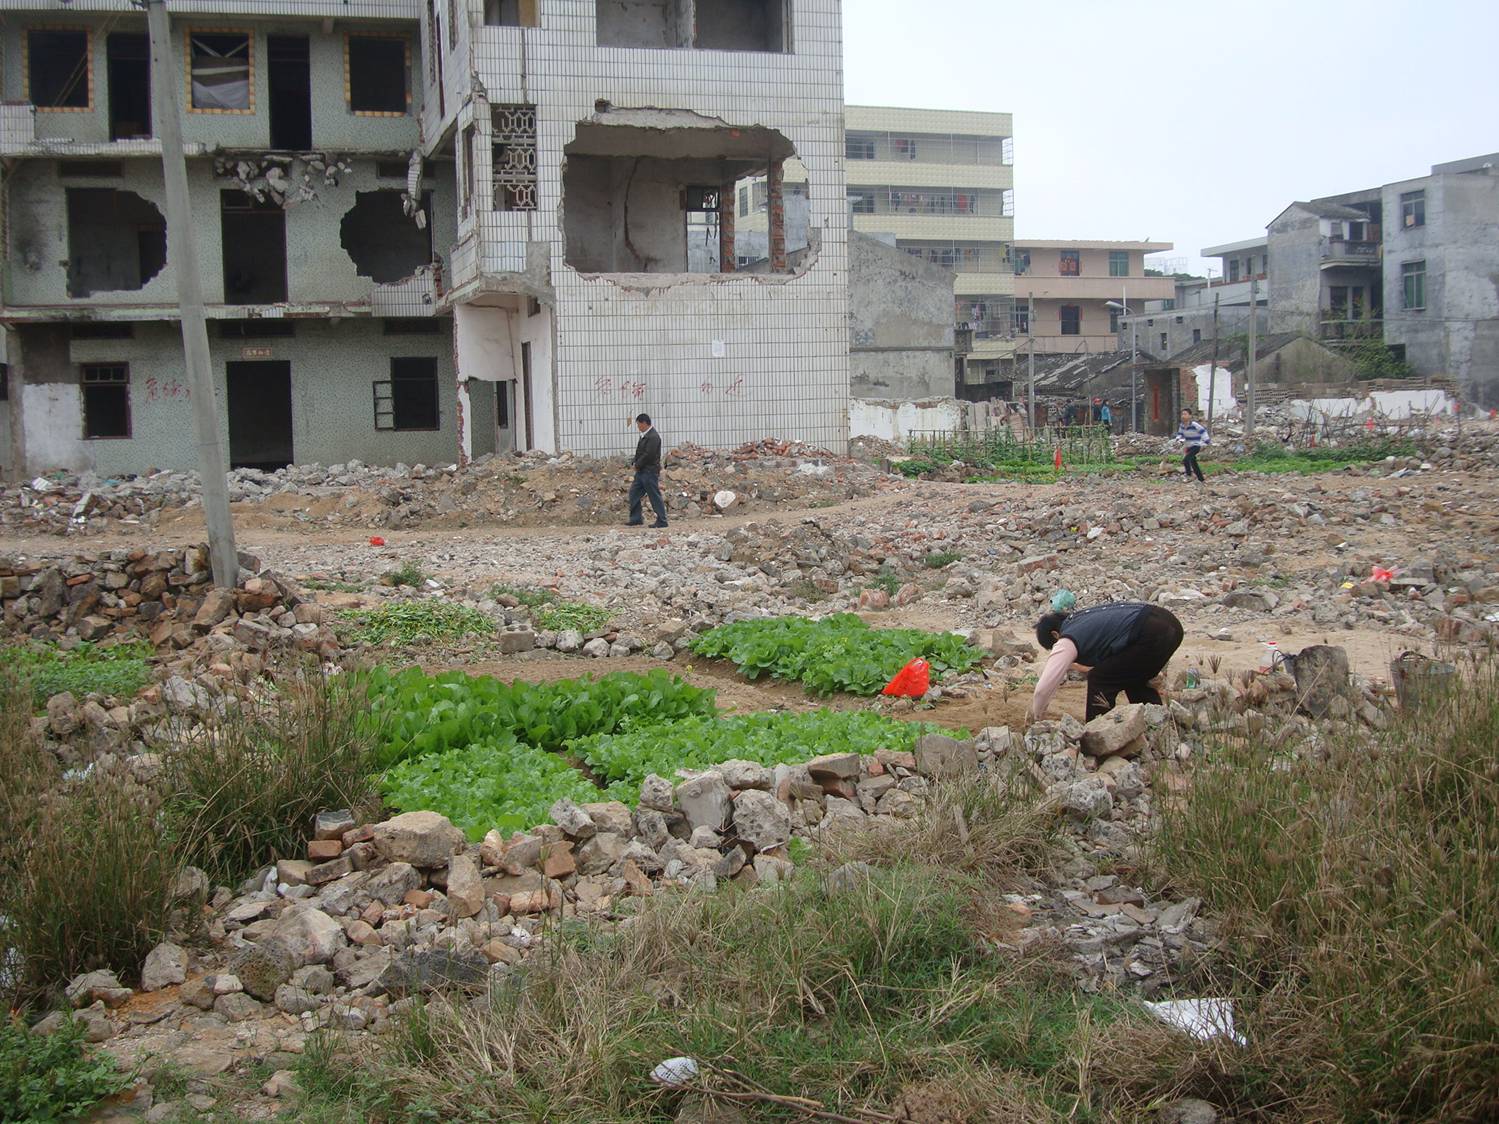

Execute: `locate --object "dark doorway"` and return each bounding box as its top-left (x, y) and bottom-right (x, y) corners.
top-left (520, 341), bottom-right (534, 449)
top-left (106, 34), bottom-right (151, 140)
top-left (267, 36), bottom-right (312, 150)
top-left (226, 361), bottom-right (294, 471)
top-left (221, 191), bottom-right (288, 303)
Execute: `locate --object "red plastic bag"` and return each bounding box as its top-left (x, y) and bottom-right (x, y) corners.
top-left (1370, 565), bottom-right (1395, 584)
top-left (369, 536), bottom-right (386, 547)
top-left (883, 658), bottom-right (931, 698)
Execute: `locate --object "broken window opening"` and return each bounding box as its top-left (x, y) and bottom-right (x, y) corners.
top-left (374, 358), bottom-right (440, 430)
top-left (383, 317), bottom-right (444, 334)
top-left (81, 364), bottom-right (131, 439)
top-left (492, 105), bottom-right (539, 211)
top-left (341, 190), bottom-right (434, 283)
top-left (66, 188), bottom-right (167, 298)
top-left (347, 35), bottom-right (409, 115)
top-left (562, 120), bottom-right (804, 275)
top-left (106, 33), bottom-right (150, 139)
top-left (1059, 305), bottom-right (1081, 336)
top-left (189, 31), bottom-right (252, 112)
top-left (60, 160), bottom-right (124, 178)
top-left (267, 35), bottom-right (312, 150)
top-left (221, 190), bottom-right (288, 303)
top-left (594, 0), bottom-right (788, 51)
top-left (1401, 189), bottom-right (1426, 229)
top-left (485, 0), bottom-right (540, 26)
top-left (28, 29), bottom-right (91, 110)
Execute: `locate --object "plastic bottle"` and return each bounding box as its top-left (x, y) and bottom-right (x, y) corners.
top-left (1263, 640), bottom-right (1279, 670)
top-left (1185, 659), bottom-right (1199, 689)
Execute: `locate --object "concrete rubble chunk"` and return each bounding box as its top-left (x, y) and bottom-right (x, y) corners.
top-left (377, 948), bottom-right (490, 998)
top-left (140, 942), bottom-right (189, 992)
top-left (446, 853), bottom-right (484, 919)
top-left (719, 759), bottom-right (774, 791)
top-left (675, 773), bottom-right (732, 832)
top-left (371, 811), bottom-right (466, 867)
top-left (582, 800), bottom-right (634, 836)
top-left (1079, 704), bottom-right (1149, 759)
top-left (913, 734), bottom-right (979, 778)
top-left (268, 905), bottom-right (348, 967)
top-left (731, 789), bottom-right (792, 852)
top-left (229, 941), bottom-right (295, 1001)
top-left (548, 798), bottom-right (597, 840)
top-left (804, 753), bottom-right (862, 783)
top-left (314, 809), bottom-right (356, 841)
top-left (1291, 645), bottom-right (1351, 718)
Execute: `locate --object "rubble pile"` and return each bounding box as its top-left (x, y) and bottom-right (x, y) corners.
top-left (1, 444), bottom-right (892, 537)
top-left (1, 546), bottom-right (340, 684)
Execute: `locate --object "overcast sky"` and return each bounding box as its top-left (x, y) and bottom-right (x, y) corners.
top-left (843, 0), bottom-right (1499, 276)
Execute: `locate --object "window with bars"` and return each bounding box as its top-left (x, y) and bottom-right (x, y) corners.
top-left (82, 364), bottom-right (131, 439)
top-left (846, 135), bottom-right (876, 160)
top-left (492, 104), bottom-right (538, 211)
top-left (373, 358), bottom-right (439, 431)
top-left (849, 190), bottom-right (875, 214)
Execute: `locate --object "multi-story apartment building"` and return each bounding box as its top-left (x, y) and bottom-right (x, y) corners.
top-left (1011, 239), bottom-right (1173, 355)
top-left (1246, 153), bottom-right (1499, 405)
top-left (428, 0), bottom-right (850, 460)
top-left (1, 0), bottom-right (458, 478)
top-left (1133, 237), bottom-right (1270, 360)
top-left (1, 0), bottom-right (852, 477)
top-left (842, 106), bottom-right (1014, 392)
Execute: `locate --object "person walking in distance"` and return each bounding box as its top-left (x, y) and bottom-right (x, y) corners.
top-left (1027, 601), bottom-right (1184, 722)
top-left (626, 413), bottom-right (668, 528)
top-left (1176, 408), bottom-right (1209, 483)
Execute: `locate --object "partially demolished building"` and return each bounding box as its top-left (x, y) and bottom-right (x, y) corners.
top-left (0, 0), bottom-right (850, 477)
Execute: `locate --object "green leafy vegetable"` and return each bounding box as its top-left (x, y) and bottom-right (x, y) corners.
top-left (338, 601), bottom-right (495, 648)
top-left (691, 614), bottom-right (981, 696)
top-left (0, 641), bottom-right (153, 711)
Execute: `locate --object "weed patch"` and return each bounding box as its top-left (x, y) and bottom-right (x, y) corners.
top-left (692, 614), bottom-right (981, 696)
top-left (338, 601), bottom-right (494, 648)
top-left (1, 640), bottom-right (152, 710)
top-left (490, 584), bottom-right (612, 634)
top-left (0, 1013), bottom-right (130, 1122)
top-left (379, 561), bottom-right (428, 588)
top-left (923, 550), bottom-right (962, 569)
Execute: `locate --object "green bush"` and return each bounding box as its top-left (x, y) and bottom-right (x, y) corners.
top-left (691, 614), bottom-right (981, 696)
top-left (381, 736), bottom-right (604, 840)
top-left (380, 561), bottom-right (428, 588)
top-left (0, 668), bottom-right (178, 1006)
top-left (0, 641), bottom-right (152, 711)
top-left (364, 667), bottom-right (718, 769)
top-left (574, 710), bottom-right (945, 796)
top-left (165, 670), bottom-right (384, 884)
top-left (0, 1014), bottom-right (129, 1123)
top-left (491, 585), bottom-right (613, 634)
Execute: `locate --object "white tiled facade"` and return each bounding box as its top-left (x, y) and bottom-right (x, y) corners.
top-left (428, 0), bottom-right (851, 458)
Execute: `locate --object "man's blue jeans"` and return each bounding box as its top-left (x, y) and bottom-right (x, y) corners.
top-left (628, 469), bottom-right (667, 525)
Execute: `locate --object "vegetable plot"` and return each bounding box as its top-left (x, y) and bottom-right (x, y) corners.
top-left (690, 614), bottom-right (982, 696)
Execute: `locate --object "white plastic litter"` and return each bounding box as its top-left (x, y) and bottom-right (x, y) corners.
top-left (1142, 998), bottom-right (1247, 1046)
top-left (713, 489), bottom-right (738, 513)
top-left (650, 1056), bottom-right (700, 1087)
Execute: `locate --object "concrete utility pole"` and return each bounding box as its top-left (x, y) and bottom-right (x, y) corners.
top-left (1026, 293), bottom-right (1035, 430)
top-left (1207, 291), bottom-right (1220, 429)
top-left (147, 0), bottom-right (238, 587)
top-left (1245, 278), bottom-right (1258, 438)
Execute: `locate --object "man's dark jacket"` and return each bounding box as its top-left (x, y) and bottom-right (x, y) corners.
top-left (633, 428), bottom-right (662, 472)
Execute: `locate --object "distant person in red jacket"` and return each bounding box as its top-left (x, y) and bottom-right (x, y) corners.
top-left (1028, 601), bottom-right (1183, 722)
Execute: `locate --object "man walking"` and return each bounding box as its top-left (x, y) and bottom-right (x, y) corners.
top-left (1027, 601), bottom-right (1184, 722)
top-left (626, 413), bottom-right (668, 528)
top-left (1176, 408), bottom-right (1209, 483)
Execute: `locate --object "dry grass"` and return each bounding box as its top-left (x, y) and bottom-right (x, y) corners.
top-left (1147, 659), bottom-right (1499, 1122)
top-left (0, 666), bottom-right (179, 1006)
top-left (164, 667), bottom-right (384, 884)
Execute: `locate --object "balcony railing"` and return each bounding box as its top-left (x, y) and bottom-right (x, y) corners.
top-left (1318, 317), bottom-right (1383, 342)
top-left (1321, 239), bottom-right (1380, 263)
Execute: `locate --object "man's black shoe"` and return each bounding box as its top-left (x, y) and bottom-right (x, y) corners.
top-left (651, 521), bottom-right (669, 528)
top-left (625, 521), bottom-right (643, 526)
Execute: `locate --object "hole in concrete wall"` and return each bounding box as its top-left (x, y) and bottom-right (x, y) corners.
top-left (221, 191), bottom-right (288, 304)
top-left (341, 191), bottom-right (434, 283)
top-left (694, 0), bottom-right (788, 52)
top-left (594, 0), bottom-right (789, 50)
top-left (65, 189), bottom-right (167, 298)
top-left (595, 0), bottom-right (690, 48)
top-left (562, 118), bottom-right (804, 275)
top-left (485, 0), bottom-right (540, 26)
